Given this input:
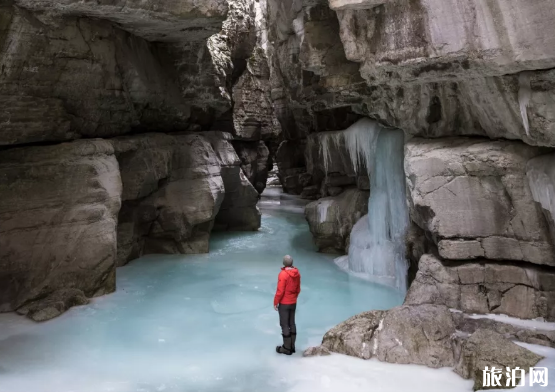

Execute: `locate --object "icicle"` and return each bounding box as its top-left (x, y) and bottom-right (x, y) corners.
top-left (317, 118), bottom-right (409, 292)
top-left (317, 200), bottom-right (333, 223)
top-left (319, 118), bottom-right (381, 174)
top-left (518, 72), bottom-right (532, 137)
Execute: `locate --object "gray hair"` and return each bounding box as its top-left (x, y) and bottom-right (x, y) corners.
top-left (283, 255), bottom-right (293, 267)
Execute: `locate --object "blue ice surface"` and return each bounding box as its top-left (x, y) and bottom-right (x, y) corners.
top-left (0, 210), bottom-right (406, 392)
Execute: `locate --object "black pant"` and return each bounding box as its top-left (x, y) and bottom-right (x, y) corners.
top-left (278, 303), bottom-right (297, 336)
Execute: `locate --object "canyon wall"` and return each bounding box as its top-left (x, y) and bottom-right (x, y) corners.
top-left (257, 0), bottom-right (555, 382)
top-left (1, 0), bottom-right (554, 367)
top-left (0, 0), bottom-right (271, 320)
top-left (257, 0), bottom-right (555, 309)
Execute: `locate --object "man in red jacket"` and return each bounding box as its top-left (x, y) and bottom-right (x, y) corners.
top-left (274, 255), bottom-right (301, 355)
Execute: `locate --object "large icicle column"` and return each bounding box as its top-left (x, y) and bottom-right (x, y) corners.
top-left (319, 118), bottom-right (409, 291)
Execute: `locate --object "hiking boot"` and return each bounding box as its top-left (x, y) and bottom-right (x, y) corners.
top-left (291, 333), bottom-right (297, 353)
top-left (276, 334), bottom-right (292, 355)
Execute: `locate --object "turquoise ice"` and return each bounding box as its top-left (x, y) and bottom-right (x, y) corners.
top-left (0, 209), bottom-right (405, 392)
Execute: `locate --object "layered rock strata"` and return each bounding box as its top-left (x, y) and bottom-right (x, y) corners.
top-left (0, 0), bottom-right (266, 320)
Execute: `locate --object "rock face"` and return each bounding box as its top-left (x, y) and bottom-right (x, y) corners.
top-left (0, 140), bottom-right (122, 314)
top-left (114, 132), bottom-right (261, 266)
top-left (307, 304), bottom-right (545, 389)
top-left (405, 138), bottom-right (555, 266)
top-left (527, 153), bottom-right (555, 245)
top-left (405, 254), bottom-right (555, 321)
top-left (203, 132), bottom-right (261, 232)
top-left (375, 304), bottom-right (456, 368)
top-left (315, 304), bottom-right (457, 367)
top-left (0, 0), bottom-right (266, 321)
top-left (232, 140), bottom-right (271, 194)
top-left (454, 329), bottom-right (543, 391)
top-left (113, 133), bottom-right (227, 265)
top-left (321, 310), bottom-right (385, 360)
top-left (452, 311), bottom-right (555, 349)
top-left (305, 188), bottom-right (368, 253)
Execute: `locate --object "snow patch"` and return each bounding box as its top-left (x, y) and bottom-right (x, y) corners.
top-left (518, 72), bottom-right (533, 137)
top-left (465, 312), bottom-right (555, 331)
top-left (317, 200), bottom-right (334, 223)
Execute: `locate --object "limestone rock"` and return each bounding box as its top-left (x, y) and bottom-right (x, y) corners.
top-left (232, 140), bottom-right (271, 194)
top-left (321, 310), bottom-right (385, 359)
top-left (0, 6), bottom-right (195, 146)
top-left (375, 304), bottom-right (456, 368)
top-left (405, 254), bottom-right (555, 321)
top-left (405, 138), bottom-right (555, 266)
top-left (452, 312), bottom-right (555, 349)
top-left (113, 133), bottom-right (226, 265)
top-left (13, 0), bottom-right (228, 42)
top-left (305, 188), bottom-right (369, 253)
top-left (454, 329), bottom-right (543, 391)
top-left (329, 0), bottom-right (385, 10)
top-left (0, 140), bottom-right (121, 314)
top-left (275, 140), bottom-right (308, 194)
top-left (232, 47), bottom-right (282, 141)
top-left (303, 345), bottom-right (332, 357)
top-left (203, 132), bottom-right (261, 232)
top-left (336, 1), bottom-right (555, 83)
top-left (16, 289), bottom-right (89, 322)
top-left (527, 153), bottom-right (555, 245)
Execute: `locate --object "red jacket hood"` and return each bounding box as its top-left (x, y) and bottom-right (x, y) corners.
top-left (281, 267), bottom-right (300, 278)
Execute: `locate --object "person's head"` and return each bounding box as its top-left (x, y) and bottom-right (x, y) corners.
top-left (283, 255), bottom-right (294, 267)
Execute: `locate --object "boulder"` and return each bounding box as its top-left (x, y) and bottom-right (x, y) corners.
top-left (0, 140), bottom-right (122, 315)
top-left (405, 138), bottom-right (555, 266)
top-left (405, 254), bottom-right (555, 321)
top-left (305, 188), bottom-right (369, 253)
top-left (375, 304), bottom-right (456, 368)
top-left (454, 329), bottom-right (543, 391)
top-left (321, 310), bottom-right (385, 359)
top-left (315, 304), bottom-right (456, 368)
top-left (303, 345), bottom-right (332, 357)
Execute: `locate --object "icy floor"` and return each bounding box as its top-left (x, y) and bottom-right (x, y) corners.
top-left (0, 210), bottom-right (553, 392)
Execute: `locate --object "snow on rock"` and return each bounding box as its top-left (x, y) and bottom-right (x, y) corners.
top-left (527, 152), bottom-right (555, 244)
top-left (465, 313), bottom-right (555, 332)
top-left (305, 189), bottom-right (369, 254)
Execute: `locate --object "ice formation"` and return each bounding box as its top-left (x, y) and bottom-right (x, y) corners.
top-left (527, 154), bottom-right (555, 227)
top-left (317, 200), bottom-right (333, 223)
top-left (518, 72), bottom-right (532, 137)
top-left (318, 118), bottom-right (409, 291)
top-left (0, 211), bottom-right (406, 392)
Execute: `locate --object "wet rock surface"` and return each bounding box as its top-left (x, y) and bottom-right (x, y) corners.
top-left (405, 254), bottom-right (555, 321)
top-left (454, 329), bottom-right (543, 391)
top-left (304, 188), bottom-right (368, 253)
top-left (0, 140), bottom-right (121, 314)
top-left (405, 138), bottom-right (555, 267)
top-left (306, 304), bottom-right (546, 388)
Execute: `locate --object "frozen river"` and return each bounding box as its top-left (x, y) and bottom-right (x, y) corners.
top-left (2, 207), bottom-right (550, 392)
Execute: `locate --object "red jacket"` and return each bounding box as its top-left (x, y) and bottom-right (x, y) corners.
top-left (274, 267), bottom-right (301, 306)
